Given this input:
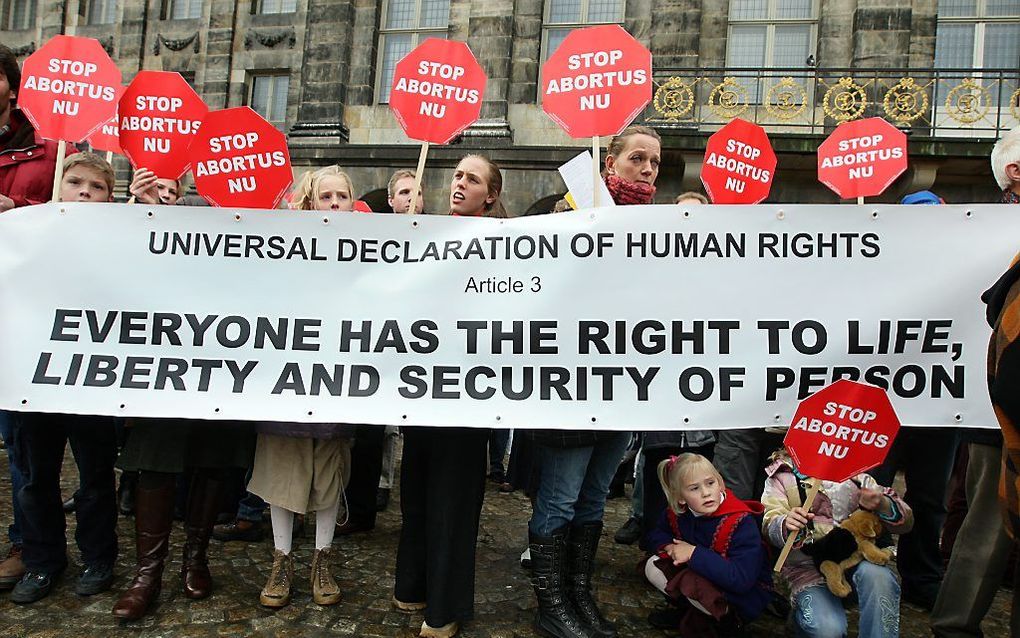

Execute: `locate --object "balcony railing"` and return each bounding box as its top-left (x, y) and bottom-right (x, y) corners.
top-left (639, 67), bottom-right (1020, 138)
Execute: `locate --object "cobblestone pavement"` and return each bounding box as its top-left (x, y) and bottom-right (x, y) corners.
top-left (0, 450), bottom-right (1012, 637)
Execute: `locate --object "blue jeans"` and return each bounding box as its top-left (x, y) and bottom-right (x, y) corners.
top-left (0, 411), bottom-right (25, 546)
top-left (793, 562), bottom-right (901, 638)
top-left (236, 468), bottom-right (267, 522)
top-left (529, 432), bottom-right (630, 536)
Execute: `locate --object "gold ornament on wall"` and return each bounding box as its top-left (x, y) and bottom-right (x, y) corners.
top-left (823, 77), bottom-right (867, 122)
top-left (708, 77), bottom-right (750, 120)
top-left (652, 77), bottom-right (696, 121)
top-left (765, 77), bottom-right (808, 121)
top-left (1010, 88), bottom-right (1020, 122)
top-left (883, 77), bottom-right (929, 124)
top-left (945, 78), bottom-right (990, 124)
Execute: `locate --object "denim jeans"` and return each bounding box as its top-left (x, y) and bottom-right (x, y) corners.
top-left (236, 467), bottom-right (267, 522)
top-left (792, 562), bottom-right (901, 638)
top-left (529, 432), bottom-right (631, 536)
top-left (0, 411), bottom-right (26, 546)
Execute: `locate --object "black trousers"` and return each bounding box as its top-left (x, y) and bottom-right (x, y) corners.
top-left (15, 412), bottom-right (118, 573)
top-left (346, 424), bottom-right (386, 527)
top-left (395, 426), bottom-right (488, 627)
top-left (870, 426), bottom-right (959, 597)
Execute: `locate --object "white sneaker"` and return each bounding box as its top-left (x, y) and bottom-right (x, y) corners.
top-left (520, 546), bottom-right (531, 569)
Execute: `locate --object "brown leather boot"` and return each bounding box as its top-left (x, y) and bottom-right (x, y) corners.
top-left (112, 475), bottom-right (175, 620)
top-left (0, 545), bottom-right (25, 590)
top-left (311, 547), bottom-right (342, 606)
top-left (181, 469), bottom-right (225, 600)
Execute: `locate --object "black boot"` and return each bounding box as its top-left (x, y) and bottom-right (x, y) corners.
top-left (529, 526), bottom-right (596, 638)
top-left (118, 471), bottom-right (138, 516)
top-left (567, 522), bottom-right (617, 638)
top-left (181, 469), bottom-right (225, 600)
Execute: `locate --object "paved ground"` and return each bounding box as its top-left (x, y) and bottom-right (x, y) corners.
top-left (0, 447), bottom-right (1012, 637)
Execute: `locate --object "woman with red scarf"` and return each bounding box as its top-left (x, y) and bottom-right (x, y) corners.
top-left (526, 126), bottom-right (662, 638)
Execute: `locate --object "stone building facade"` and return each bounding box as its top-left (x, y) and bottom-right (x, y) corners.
top-left (3, 0), bottom-right (1018, 211)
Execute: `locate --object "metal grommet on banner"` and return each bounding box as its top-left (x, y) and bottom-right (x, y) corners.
top-left (776, 210), bottom-right (785, 220)
top-left (495, 415), bottom-right (501, 422)
top-left (20, 399), bottom-right (27, 405)
top-left (589, 213), bottom-right (596, 220)
top-left (146, 211), bottom-right (154, 218)
top-left (234, 214), bottom-right (241, 222)
top-left (774, 414), bottom-right (782, 422)
top-left (214, 408), bottom-right (220, 413)
top-left (871, 211), bottom-right (879, 219)
top-left (683, 210), bottom-right (691, 218)
top-left (119, 404), bottom-right (125, 409)
top-left (590, 417), bottom-right (597, 423)
top-left (59, 208), bottom-right (66, 215)
top-left (411, 220), bottom-right (418, 228)
top-left (401, 414), bottom-right (407, 420)
top-left (954, 413), bottom-right (962, 421)
top-left (965, 210), bottom-right (973, 219)
top-left (307, 411), bottom-right (313, 416)
top-left (682, 417), bottom-right (690, 424)
top-left (322, 217), bottom-right (329, 224)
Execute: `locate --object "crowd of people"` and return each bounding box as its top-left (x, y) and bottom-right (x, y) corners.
top-left (3, 43), bottom-right (1020, 638)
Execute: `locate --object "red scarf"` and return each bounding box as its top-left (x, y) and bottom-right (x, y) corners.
top-left (605, 174), bottom-right (656, 205)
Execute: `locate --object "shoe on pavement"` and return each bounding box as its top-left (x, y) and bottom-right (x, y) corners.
top-left (212, 519), bottom-right (266, 543)
top-left (420, 620), bottom-right (458, 638)
top-left (11, 571), bottom-right (59, 604)
top-left (76, 562), bottom-right (115, 596)
top-left (613, 517), bottom-right (642, 545)
top-left (0, 545), bottom-right (25, 590)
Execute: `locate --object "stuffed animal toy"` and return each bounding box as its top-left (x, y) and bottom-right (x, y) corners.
top-left (802, 510), bottom-right (895, 597)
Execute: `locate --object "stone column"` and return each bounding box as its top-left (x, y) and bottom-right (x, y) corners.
top-left (649, 0), bottom-right (703, 68)
top-left (852, 0), bottom-right (914, 67)
top-left (459, 0), bottom-right (514, 141)
top-left (289, 0), bottom-right (355, 144)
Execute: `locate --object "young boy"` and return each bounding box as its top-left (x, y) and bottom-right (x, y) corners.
top-left (58, 152), bottom-right (115, 203)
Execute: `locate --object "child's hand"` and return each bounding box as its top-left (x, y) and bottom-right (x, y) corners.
top-left (665, 540), bottom-right (696, 566)
top-left (129, 168), bottom-right (160, 204)
top-left (859, 487), bottom-right (894, 516)
top-left (784, 506), bottom-right (814, 534)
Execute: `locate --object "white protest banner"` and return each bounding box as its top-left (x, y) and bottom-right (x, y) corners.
top-left (0, 203), bottom-right (1011, 430)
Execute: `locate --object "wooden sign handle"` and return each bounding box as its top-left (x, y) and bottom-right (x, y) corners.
top-left (773, 477), bottom-right (821, 573)
top-left (857, 196), bottom-right (864, 205)
top-left (50, 143), bottom-right (68, 202)
top-left (592, 136), bottom-right (600, 208)
top-left (408, 141), bottom-right (429, 215)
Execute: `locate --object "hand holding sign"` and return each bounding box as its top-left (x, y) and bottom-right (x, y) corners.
top-left (541, 25), bottom-right (652, 208)
top-left (120, 71), bottom-right (209, 180)
top-left (773, 379), bottom-right (901, 572)
top-left (188, 107), bottom-right (293, 209)
top-left (389, 39), bottom-right (487, 215)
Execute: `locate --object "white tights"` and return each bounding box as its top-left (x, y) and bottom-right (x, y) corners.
top-left (270, 498), bottom-right (342, 554)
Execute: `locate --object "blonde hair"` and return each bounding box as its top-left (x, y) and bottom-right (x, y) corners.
top-left (457, 154), bottom-right (507, 218)
top-left (992, 126), bottom-right (1020, 190)
top-left (63, 152), bottom-right (115, 194)
top-left (387, 169), bottom-right (416, 198)
top-left (291, 165), bottom-right (355, 211)
top-left (657, 453), bottom-right (724, 514)
top-left (675, 191), bottom-right (708, 205)
top-left (607, 125), bottom-right (661, 160)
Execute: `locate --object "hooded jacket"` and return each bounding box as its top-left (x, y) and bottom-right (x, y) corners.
top-left (982, 249), bottom-right (1020, 540)
top-left (647, 489), bottom-right (773, 621)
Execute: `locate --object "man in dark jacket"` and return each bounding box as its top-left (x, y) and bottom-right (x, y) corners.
top-left (936, 126), bottom-right (1020, 637)
top-left (0, 44), bottom-right (65, 210)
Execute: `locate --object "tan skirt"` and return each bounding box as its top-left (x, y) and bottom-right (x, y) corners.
top-left (248, 433), bottom-right (352, 514)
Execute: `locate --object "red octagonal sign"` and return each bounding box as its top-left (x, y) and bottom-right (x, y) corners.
top-left (389, 39), bottom-right (487, 145)
top-left (87, 113), bottom-right (123, 155)
top-left (119, 71), bottom-right (208, 180)
top-left (541, 24), bottom-right (652, 138)
top-left (784, 379), bottom-right (901, 483)
top-left (188, 107), bottom-right (293, 210)
top-left (702, 118), bottom-right (777, 204)
top-left (818, 118), bottom-right (907, 200)
top-left (17, 35), bottom-right (122, 142)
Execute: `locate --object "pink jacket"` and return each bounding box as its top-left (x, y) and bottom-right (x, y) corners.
top-left (761, 453), bottom-right (913, 598)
